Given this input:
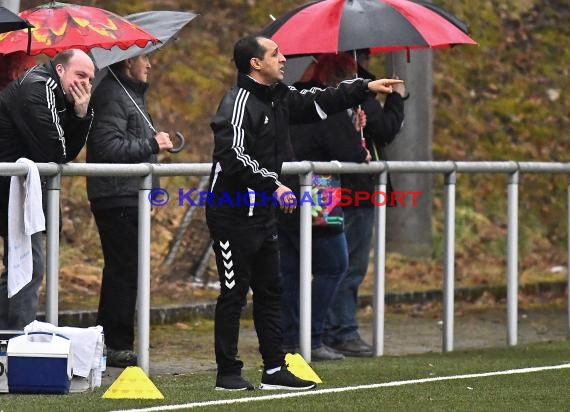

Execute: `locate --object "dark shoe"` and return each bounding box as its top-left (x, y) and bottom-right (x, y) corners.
top-left (329, 338), bottom-right (373, 357)
top-left (215, 375), bottom-right (254, 391)
top-left (106, 348), bottom-right (138, 368)
top-left (260, 365), bottom-right (317, 390)
top-left (311, 345), bottom-right (345, 361)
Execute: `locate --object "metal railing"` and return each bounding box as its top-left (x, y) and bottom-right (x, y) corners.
top-left (1, 161), bottom-right (569, 373)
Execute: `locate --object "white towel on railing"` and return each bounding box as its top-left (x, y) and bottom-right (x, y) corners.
top-left (7, 158), bottom-right (45, 297)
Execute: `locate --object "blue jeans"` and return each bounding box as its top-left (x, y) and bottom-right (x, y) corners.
top-left (279, 229), bottom-right (348, 349)
top-left (0, 232), bottom-right (45, 329)
top-left (325, 207), bottom-right (374, 344)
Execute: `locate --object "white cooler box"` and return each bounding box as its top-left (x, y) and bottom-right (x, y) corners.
top-left (7, 332), bottom-right (72, 394)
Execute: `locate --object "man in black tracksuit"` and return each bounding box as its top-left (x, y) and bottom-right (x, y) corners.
top-left (207, 35), bottom-right (403, 391)
top-left (0, 50), bottom-right (95, 329)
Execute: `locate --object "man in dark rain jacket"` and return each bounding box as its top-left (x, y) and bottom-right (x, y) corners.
top-left (87, 54), bottom-right (172, 368)
top-left (325, 49), bottom-right (406, 357)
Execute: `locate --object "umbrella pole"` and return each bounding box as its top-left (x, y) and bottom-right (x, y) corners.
top-left (353, 50), bottom-right (366, 149)
top-left (26, 26), bottom-right (31, 55)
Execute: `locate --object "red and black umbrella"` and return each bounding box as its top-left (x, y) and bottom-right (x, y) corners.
top-left (0, 1), bottom-right (158, 57)
top-left (261, 0), bottom-right (477, 56)
top-left (411, 0), bottom-right (470, 35)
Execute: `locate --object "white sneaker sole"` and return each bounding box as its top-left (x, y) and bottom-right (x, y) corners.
top-left (259, 383), bottom-right (316, 390)
top-left (215, 386), bottom-right (253, 391)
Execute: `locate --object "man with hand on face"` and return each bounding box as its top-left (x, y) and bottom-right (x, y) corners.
top-left (0, 48), bottom-right (95, 329)
top-left (207, 35), bottom-right (403, 391)
top-left (87, 53), bottom-right (172, 368)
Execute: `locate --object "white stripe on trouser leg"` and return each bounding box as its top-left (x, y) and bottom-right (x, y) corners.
top-left (220, 240), bottom-right (235, 289)
top-left (247, 188), bottom-right (255, 216)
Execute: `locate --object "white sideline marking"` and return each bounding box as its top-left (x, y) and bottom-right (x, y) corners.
top-left (112, 363), bottom-right (570, 412)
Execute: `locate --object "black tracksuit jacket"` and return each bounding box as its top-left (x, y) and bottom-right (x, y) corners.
top-left (0, 62), bottom-right (94, 234)
top-left (207, 73), bottom-right (373, 231)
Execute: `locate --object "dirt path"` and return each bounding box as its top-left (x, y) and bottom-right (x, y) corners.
top-left (101, 304), bottom-right (569, 385)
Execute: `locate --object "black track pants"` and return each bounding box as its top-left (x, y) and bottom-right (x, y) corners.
top-left (92, 206), bottom-right (138, 350)
top-left (210, 227), bottom-right (285, 376)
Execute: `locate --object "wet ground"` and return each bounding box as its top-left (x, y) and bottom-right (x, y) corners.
top-left (101, 303), bottom-right (570, 385)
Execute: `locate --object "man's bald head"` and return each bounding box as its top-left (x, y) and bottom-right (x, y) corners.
top-left (53, 49), bottom-right (95, 103)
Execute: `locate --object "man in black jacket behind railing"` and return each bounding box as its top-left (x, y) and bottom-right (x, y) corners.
top-left (86, 54), bottom-right (172, 368)
top-left (325, 49), bottom-right (406, 357)
top-left (0, 49), bottom-right (95, 329)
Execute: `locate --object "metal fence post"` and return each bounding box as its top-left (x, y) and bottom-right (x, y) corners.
top-left (372, 170), bottom-right (387, 356)
top-left (45, 171), bottom-right (61, 325)
top-left (137, 170), bottom-right (153, 375)
top-left (443, 170), bottom-right (456, 352)
top-left (299, 170), bottom-right (313, 362)
top-left (567, 175), bottom-right (570, 339)
top-left (507, 170), bottom-right (519, 346)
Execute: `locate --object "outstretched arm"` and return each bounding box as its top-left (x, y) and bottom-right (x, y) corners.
top-left (288, 78), bottom-right (405, 124)
top-left (367, 78), bottom-right (404, 94)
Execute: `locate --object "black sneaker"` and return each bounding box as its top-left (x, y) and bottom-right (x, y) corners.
top-left (260, 365), bottom-right (317, 390)
top-left (106, 348), bottom-right (137, 368)
top-left (311, 345), bottom-right (345, 361)
top-left (215, 375), bottom-right (254, 391)
top-left (328, 337), bottom-right (373, 357)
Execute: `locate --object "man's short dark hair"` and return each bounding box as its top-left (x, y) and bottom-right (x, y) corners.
top-left (233, 35), bottom-right (266, 74)
top-left (52, 49), bottom-right (76, 68)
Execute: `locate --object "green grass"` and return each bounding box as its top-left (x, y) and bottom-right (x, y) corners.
top-left (2, 341), bottom-right (570, 411)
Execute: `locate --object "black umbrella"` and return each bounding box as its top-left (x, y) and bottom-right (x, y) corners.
top-left (0, 6), bottom-right (33, 54)
top-left (0, 6), bottom-right (32, 34)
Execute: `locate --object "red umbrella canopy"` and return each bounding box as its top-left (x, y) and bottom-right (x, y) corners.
top-left (261, 0), bottom-right (477, 56)
top-left (0, 1), bottom-right (158, 57)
